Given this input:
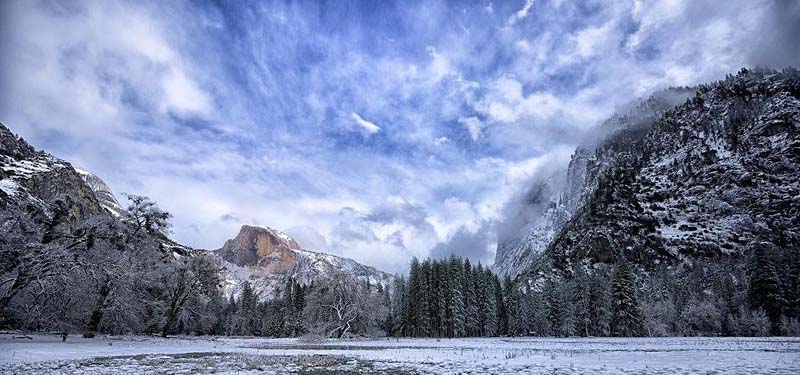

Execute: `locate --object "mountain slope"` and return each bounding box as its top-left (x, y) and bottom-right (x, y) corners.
top-left (496, 68), bottom-right (800, 277)
top-left (0, 123), bottom-right (105, 232)
top-left (0, 122), bottom-right (392, 303)
top-left (74, 168), bottom-right (125, 217)
top-left (216, 225), bottom-right (394, 297)
top-left (495, 87), bottom-right (696, 276)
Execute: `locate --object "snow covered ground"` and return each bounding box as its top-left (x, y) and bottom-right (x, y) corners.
top-left (1, 334), bottom-right (799, 374)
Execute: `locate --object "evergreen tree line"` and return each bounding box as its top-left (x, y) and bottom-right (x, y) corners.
top-left (385, 249), bottom-right (800, 338)
top-left (386, 256), bottom-right (507, 337)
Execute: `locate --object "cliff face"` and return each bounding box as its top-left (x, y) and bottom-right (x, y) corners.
top-left (496, 68), bottom-right (800, 277)
top-left (0, 123), bottom-right (105, 231)
top-left (215, 224), bottom-right (394, 298)
top-left (75, 169), bottom-right (125, 217)
top-left (494, 87), bottom-right (695, 277)
top-left (217, 225), bottom-right (301, 271)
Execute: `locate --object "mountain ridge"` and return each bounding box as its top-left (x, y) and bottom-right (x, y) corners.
top-left (216, 224), bottom-right (393, 298)
top-left (0, 122), bottom-right (393, 298)
top-left (495, 67), bottom-right (800, 278)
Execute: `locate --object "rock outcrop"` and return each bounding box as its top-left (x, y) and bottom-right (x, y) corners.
top-left (217, 225), bottom-right (301, 271)
top-left (215, 224), bottom-right (393, 298)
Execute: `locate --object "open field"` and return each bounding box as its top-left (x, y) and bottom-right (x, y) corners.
top-left (1, 334), bottom-right (799, 374)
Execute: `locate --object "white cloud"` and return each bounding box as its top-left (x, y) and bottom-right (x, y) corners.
top-left (458, 116), bottom-right (485, 142)
top-left (506, 0), bottom-right (535, 26)
top-left (161, 69), bottom-right (212, 117)
top-left (572, 22), bottom-right (618, 59)
top-left (285, 225), bottom-right (328, 252)
top-left (426, 46), bottom-right (454, 83)
top-left (350, 112), bottom-right (382, 134)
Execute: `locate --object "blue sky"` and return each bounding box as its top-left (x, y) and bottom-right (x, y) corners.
top-left (2, 0), bottom-right (798, 273)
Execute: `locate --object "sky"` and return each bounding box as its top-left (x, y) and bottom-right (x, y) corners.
top-left (1, 0), bottom-right (798, 274)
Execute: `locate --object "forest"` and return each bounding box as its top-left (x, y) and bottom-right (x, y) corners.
top-left (2, 196), bottom-right (799, 339)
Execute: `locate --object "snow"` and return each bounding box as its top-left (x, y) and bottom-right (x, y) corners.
top-left (254, 225), bottom-right (296, 245)
top-left (272, 228), bottom-right (295, 244)
top-left (0, 179), bottom-right (17, 195)
top-left (2, 334), bottom-right (798, 374)
top-left (0, 155), bottom-right (65, 177)
top-left (73, 168), bottom-right (91, 176)
top-left (100, 203), bottom-right (123, 217)
top-left (0, 154), bottom-right (70, 201)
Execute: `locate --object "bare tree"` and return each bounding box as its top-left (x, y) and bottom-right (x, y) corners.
top-left (158, 254), bottom-right (223, 337)
top-left (303, 270), bottom-right (387, 338)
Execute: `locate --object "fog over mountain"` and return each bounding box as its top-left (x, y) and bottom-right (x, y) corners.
top-left (1, 0), bottom-right (798, 273)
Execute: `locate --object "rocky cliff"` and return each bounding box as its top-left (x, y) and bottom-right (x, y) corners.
top-left (496, 68), bottom-right (800, 277)
top-left (216, 225), bottom-right (393, 298)
top-left (217, 224), bottom-right (301, 270)
top-left (0, 123), bottom-right (105, 232)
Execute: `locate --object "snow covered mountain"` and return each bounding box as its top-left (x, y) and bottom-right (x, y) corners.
top-left (0, 122), bottom-right (393, 298)
top-left (496, 68), bottom-right (800, 277)
top-left (216, 225), bottom-right (394, 298)
top-left (74, 168), bottom-right (125, 217)
top-left (1, 123), bottom-right (107, 229)
top-left (0, 122), bottom-right (197, 259)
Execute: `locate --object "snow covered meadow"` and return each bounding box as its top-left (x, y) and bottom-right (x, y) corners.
top-left (1, 334), bottom-right (798, 374)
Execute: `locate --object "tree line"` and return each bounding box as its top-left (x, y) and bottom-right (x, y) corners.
top-left (2, 195), bottom-right (798, 338)
top-left (214, 248), bottom-right (800, 338)
top-left (1, 195), bottom-right (223, 338)
top-left (384, 250), bottom-right (799, 338)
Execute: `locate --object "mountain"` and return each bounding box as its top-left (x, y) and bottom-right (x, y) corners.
top-left (0, 123), bottom-right (106, 230)
top-left (74, 168), bottom-right (125, 217)
top-left (496, 68), bottom-right (800, 277)
top-left (216, 225), bottom-right (394, 298)
top-left (0, 122), bottom-right (392, 299)
top-left (217, 224), bottom-right (302, 269)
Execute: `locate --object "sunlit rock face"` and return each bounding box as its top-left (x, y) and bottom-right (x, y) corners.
top-left (217, 225), bottom-right (301, 271)
top-left (215, 224), bottom-right (394, 299)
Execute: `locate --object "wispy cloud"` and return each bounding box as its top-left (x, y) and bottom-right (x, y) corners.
top-left (506, 0), bottom-right (535, 26)
top-left (1, 0), bottom-right (797, 273)
top-left (350, 112), bottom-right (382, 134)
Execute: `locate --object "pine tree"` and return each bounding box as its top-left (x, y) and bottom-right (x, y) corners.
top-left (223, 294), bottom-right (237, 335)
top-left (544, 279), bottom-right (563, 336)
top-left (282, 279), bottom-right (297, 337)
top-left (610, 262), bottom-right (644, 337)
top-left (463, 259), bottom-right (479, 336)
top-left (408, 257), bottom-right (421, 336)
top-left (478, 266), bottom-right (498, 336)
top-left (435, 260), bottom-right (451, 337)
top-left (391, 276), bottom-right (407, 336)
top-left (493, 275), bottom-right (506, 336)
top-left (379, 282), bottom-right (393, 335)
top-left (448, 256), bottom-right (466, 338)
top-left (503, 276), bottom-right (522, 336)
top-left (417, 260), bottom-right (432, 337)
top-left (235, 281), bottom-right (260, 335)
top-left (572, 267), bottom-right (592, 337)
top-left (748, 244), bottom-right (786, 334)
top-left (474, 264), bottom-right (488, 336)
